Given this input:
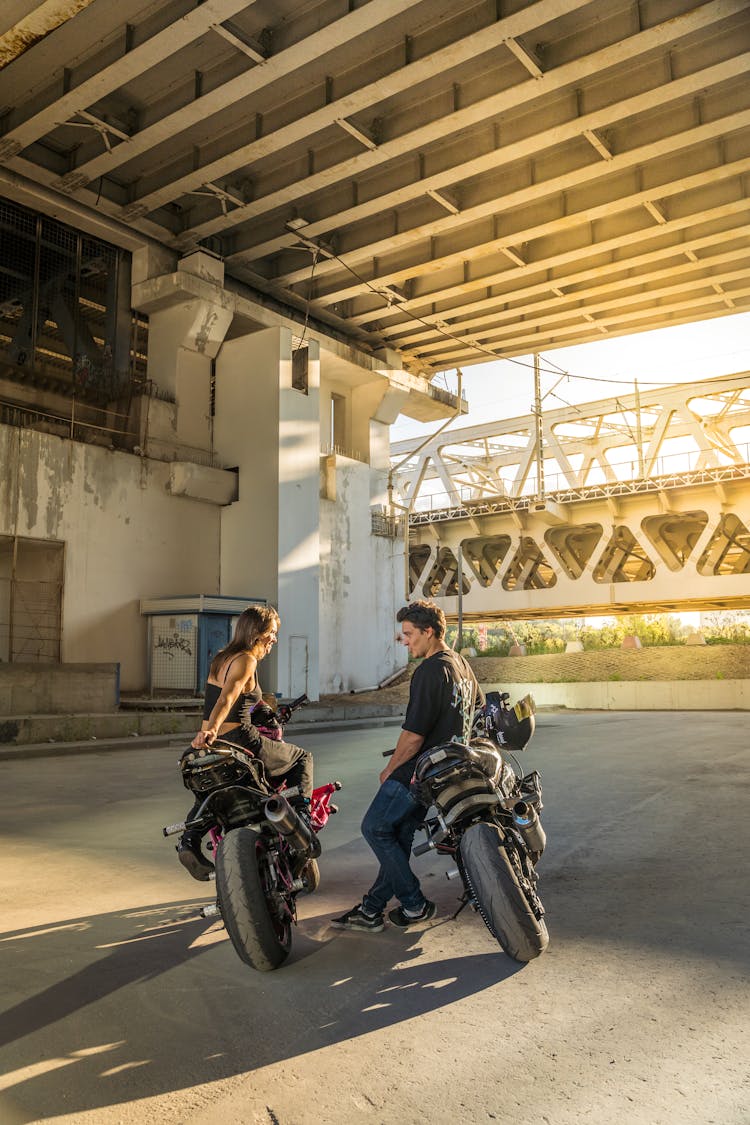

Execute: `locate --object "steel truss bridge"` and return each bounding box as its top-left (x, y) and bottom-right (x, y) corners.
top-left (391, 371), bottom-right (750, 618)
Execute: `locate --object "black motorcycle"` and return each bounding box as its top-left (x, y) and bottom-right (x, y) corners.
top-left (162, 695), bottom-right (341, 972)
top-left (410, 691), bottom-right (548, 962)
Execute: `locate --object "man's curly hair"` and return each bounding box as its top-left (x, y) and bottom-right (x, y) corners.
top-left (396, 599), bottom-right (446, 639)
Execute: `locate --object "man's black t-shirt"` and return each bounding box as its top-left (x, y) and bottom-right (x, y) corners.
top-left (390, 649), bottom-right (484, 788)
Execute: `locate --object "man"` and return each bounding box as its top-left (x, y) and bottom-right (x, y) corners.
top-left (333, 599), bottom-right (483, 932)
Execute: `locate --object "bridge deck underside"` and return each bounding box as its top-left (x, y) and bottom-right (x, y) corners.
top-left (1, 0), bottom-right (749, 373)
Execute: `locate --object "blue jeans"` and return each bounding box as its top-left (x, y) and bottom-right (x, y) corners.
top-left (361, 779), bottom-right (427, 914)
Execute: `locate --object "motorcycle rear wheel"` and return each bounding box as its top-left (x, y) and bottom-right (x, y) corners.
top-left (215, 827), bottom-right (293, 971)
top-left (459, 821), bottom-right (549, 963)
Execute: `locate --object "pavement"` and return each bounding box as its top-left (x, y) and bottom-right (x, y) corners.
top-left (1, 712), bottom-right (747, 1125)
top-left (0, 715), bottom-right (404, 760)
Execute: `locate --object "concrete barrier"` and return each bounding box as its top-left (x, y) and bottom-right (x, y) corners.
top-left (484, 680), bottom-right (750, 710)
top-left (0, 663), bottom-right (120, 716)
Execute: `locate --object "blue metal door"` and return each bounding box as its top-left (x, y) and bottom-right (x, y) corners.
top-left (197, 616), bottom-right (231, 690)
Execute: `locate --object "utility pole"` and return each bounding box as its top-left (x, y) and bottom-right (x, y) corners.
top-left (634, 377), bottom-right (644, 479)
top-left (533, 352), bottom-right (545, 499)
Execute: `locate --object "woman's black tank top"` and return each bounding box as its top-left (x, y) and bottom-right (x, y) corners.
top-left (202, 655), bottom-right (262, 723)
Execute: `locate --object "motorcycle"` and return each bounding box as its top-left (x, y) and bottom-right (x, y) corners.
top-left (408, 691), bottom-right (548, 963)
top-left (162, 694), bottom-right (341, 972)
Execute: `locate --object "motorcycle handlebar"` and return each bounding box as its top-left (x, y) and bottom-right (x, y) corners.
top-left (382, 748), bottom-right (396, 757)
top-left (277, 693), bottom-right (309, 723)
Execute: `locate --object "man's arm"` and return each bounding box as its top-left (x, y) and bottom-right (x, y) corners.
top-left (379, 728), bottom-right (424, 785)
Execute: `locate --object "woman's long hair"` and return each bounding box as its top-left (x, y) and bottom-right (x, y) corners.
top-left (209, 605), bottom-right (280, 679)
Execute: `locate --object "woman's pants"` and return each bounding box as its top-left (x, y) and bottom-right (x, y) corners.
top-left (183, 725), bottom-right (314, 826)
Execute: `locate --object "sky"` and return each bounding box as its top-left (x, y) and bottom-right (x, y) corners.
top-left (391, 309), bottom-right (750, 443)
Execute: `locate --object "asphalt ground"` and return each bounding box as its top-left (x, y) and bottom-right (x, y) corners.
top-left (0, 713), bottom-right (747, 1125)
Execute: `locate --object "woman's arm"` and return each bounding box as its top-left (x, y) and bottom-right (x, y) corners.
top-left (192, 655), bottom-right (256, 748)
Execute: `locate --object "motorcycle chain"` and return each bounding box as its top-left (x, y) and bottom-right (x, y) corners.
top-left (460, 862), bottom-right (499, 940)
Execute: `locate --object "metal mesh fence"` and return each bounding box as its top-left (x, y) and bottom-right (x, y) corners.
top-left (0, 195), bottom-right (144, 403)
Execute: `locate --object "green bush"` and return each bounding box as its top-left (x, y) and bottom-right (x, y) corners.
top-left (450, 611), bottom-right (750, 653)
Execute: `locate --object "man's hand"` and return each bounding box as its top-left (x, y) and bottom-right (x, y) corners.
top-left (379, 729), bottom-right (424, 786)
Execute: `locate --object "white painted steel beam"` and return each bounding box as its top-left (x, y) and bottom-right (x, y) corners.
top-left (279, 100), bottom-right (750, 297)
top-left (225, 11), bottom-right (750, 269)
top-left (52, 0), bottom-right (473, 198)
top-left (212, 0), bottom-right (750, 255)
top-left (391, 374), bottom-right (750, 511)
top-left (120, 0), bottom-right (593, 228)
top-left (0, 0), bottom-right (257, 160)
top-left (1, 0), bottom-right (749, 367)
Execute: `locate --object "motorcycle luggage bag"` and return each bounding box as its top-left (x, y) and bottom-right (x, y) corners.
top-left (180, 750), bottom-right (249, 793)
top-left (412, 739), bottom-right (503, 810)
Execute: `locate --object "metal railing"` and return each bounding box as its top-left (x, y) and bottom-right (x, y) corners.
top-left (407, 445), bottom-right (750, 524)
top-left (320, 442), bottom-right (367, 464)
top-left (407, 447), bottom-right (750, 522)
top-left (371, 510), bottom-right (405, 538)
top-left (0, 395), bottom-right (135, 440)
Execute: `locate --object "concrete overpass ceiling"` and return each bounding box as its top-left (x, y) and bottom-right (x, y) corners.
top-left (1, 0), bottom-right (749, 374)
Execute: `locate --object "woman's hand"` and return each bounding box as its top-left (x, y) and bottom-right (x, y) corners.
top-left (191, 728), bottom-right (217, 749)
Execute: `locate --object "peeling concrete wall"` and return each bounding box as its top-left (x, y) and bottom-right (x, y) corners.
top-left (0, 424), bottom-right (221, 690)
top-left (319, 455), bottom-right (405, 693)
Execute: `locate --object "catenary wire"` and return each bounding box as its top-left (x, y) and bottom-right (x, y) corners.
top-left (290, 233), bottom-right (750, 393)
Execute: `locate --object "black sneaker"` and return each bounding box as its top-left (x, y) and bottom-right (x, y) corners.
top-left (388, 900), bottom-right (436, 928)
top-left (177, 834), bottom-right (214, 882)
top-left (331, 904), bottom-right (385, 933)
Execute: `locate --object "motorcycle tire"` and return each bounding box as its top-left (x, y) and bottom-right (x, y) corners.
top-left (215, 827), bottom-right (293, 971)
top-left (459, 822), bottom-right (549, 963)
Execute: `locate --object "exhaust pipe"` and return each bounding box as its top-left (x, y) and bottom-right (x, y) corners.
top-left (265, 794), bottom-right (321, 858)
top-left (512, 801), bottom-right (546, 857)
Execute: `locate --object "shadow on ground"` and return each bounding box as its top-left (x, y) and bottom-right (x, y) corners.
top-left (0, 890), bottom-right (520, 1122)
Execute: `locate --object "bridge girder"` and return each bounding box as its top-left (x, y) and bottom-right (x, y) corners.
top-left (397, 373), bottom-right (750, 618)
top-left (1, 0), bottom-right (749, 371)
top-left (393, 372), bottom-right (750, 511)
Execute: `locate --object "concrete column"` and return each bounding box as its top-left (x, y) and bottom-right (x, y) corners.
top-left (135, 252), bottom-right (232, 458)
top-left (214, 328), bottom-right (321, 699)
top-left (318, 371), bottom-right (406, 693)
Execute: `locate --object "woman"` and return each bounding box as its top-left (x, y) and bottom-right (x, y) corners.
top-left (177, 605), bottom-right (314, 881)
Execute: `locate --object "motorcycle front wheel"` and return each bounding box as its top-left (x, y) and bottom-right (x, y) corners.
top-left (215, 827), bottom-right (293, 971)
top-left (459, 821), bottom-right (549, 963)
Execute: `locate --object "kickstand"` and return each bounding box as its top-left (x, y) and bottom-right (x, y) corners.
top-left (451, 892), bottom-right (472, 921)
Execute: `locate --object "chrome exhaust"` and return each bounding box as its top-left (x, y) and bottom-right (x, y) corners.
top-left (265, 794), bottom-right (321, 858)
top-left (512, 801), bottom-right (546, 857)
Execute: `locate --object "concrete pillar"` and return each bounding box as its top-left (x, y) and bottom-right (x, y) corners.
top-left (138, 252), bottom-right (232, 458)
top-left (214, 327), bottom-right (321, 699)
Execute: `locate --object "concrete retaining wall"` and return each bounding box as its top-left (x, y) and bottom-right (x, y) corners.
top-left (485, 680), bottom-right (750, 710)
top-left (0, 663), bottom-right (119, 717)
top-left (0, 709), bottom-right (198, 746)
top-left (0, 701), bottom-right (408, 745)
